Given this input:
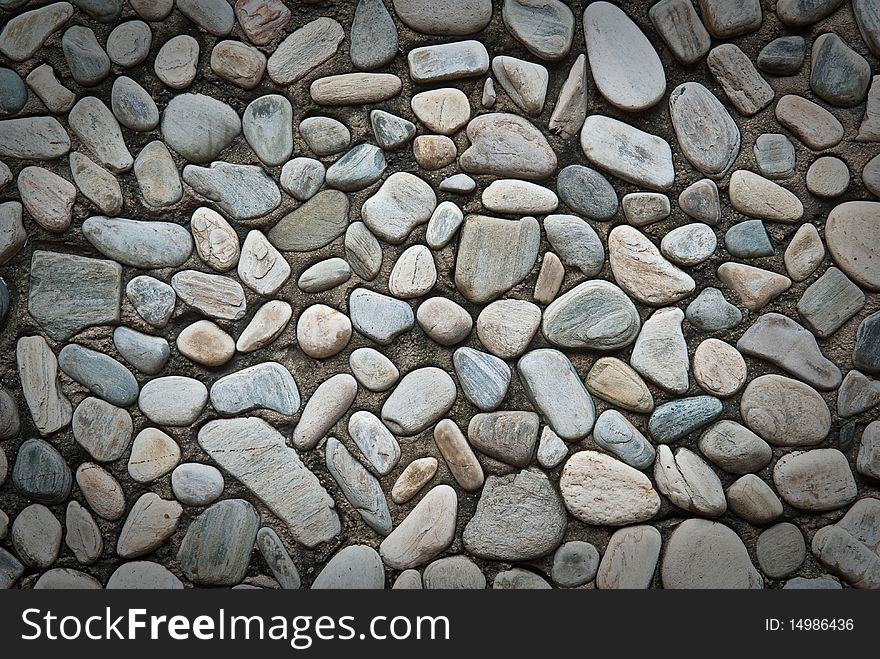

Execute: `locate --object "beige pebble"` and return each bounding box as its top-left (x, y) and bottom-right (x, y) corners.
top-left (391, 457), bottom-right (439, 504)
top-left (296, 304), bottom-right (351, 359)
top-left (176, 319), bottom-right (236, 367)
top-left (693, 338), bottom-right (747, 397)
top-left (433, 419), bottom-right (484, 492)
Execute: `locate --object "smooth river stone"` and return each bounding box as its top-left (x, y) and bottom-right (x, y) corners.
top-left (693, 338), bottom-right (747, 397)
top-left (380, 484), bottom-right (457, 570)
top-left (0, 117), bottom-right (70, 160)
top-left (161, 93), bottom-right (241, 163)
top-left (757, 36), bottom-right (806, 75)
top-left (662, 519), bottom-right (762, 589)
top-left (810, 33), bottom-right (871, 107)
top-left (583, 2), bottom-right (665, 112)
top-left (171, 270), bottom-right (246, 321)
top-left (655, 445), bottom-right (727, 517)
top-left (348, 410), bottom-right (401, 475)
top-left (775, 94), bottom-right (844, 150)
top-left (593, 410), bottom-right (655, 470)
top-left (138, 376), bottom-right (208, 426)
top-left (698, 420), bottom-right (772, 475)
top-left (0, 3), bottom-right (75, 62)
top-left (740, 374), bottom-right (831, 447)
top-left (630, 307), bottom-right (689, 395)
top-left (476, 299), bottom-right (541, 359)
top-left (133, 141), bottom-right (181, 208)
top-left (154, 35), bottom-right (199, 89)
top-left (491, 55), bottom-right (548, 116)
top-left (560, 451), bottom-right (660, 526)
top-left (754, 133), bottom-right (797, 180)
top-left (773, 449), bottom-right (857, 511)
top-left (543, 214), bottom-right (604, 276)
top-left (17, 166), bottom-right (75, 232)
top-left (392, 0), bottom-right (492, 35)
top-left (266, 17), bottom-right (343, 84)
top-left (649, 0), bottom-right (711, 65)
top-left (797, 266), bottom-right (865, 338)
top-left (416, 297), bottom-right (471, 345)
top-left (454, 214), bottom-right (540, 304)
top-left (177, 499), bottom-right (259, 586)
top-left (517, 349), bottom-right (595, 440)
top-left (707, 44), bottom-right (774, 116)
top-left (434, 419), bottom-right (484, 490)
top-left (661, 223), bottom-right (717, 266)
top-left (648, 396), bottom-right (723, 444)
top-left (211, 362), bottom-right (299, 416)
top-left (736, 313), bottom-right (842, 391)
top-left (453, 347), bottom-right (510, 411)
top-left (608, 225), bottom-right (695, 305)
top-left (669, 82), bottom-right (740, 178)
top-left (12, 438), bottom-right (72, 505)
top-left (310, 73), bottom-right (402, 105)
top-left (269, 190), bottom-right (349, 253)
top-left (460, 112), bottom-right (556, 180)
top-left (291, 374), bottom-right (357, 451)
top-left (825, 201), bottom-right (880, 291)
top-left (729, 170), bottom-right (803, 222)
top-left (72, 396), bottom-right (132, 462)
top-left (111, 76), bottom-right (158, 131)
top-left (580, 115), bottom-right (674, 190)
top-left (717, 262), bottom-right (791, 312)
top-left (503, 0), bottom-right (574, 61)
top-left (313, 545), bottom-right (385, 589)
top-left (482, 179), bottom-right (556, 214)
top-left (126, 276), bottom-right (175, 328)
top-left (68, 97), bottom-right (132, 173)
top-left (325, 437), bottom-right (391, 535)
top-left (83, 217), bottom-right (192, 269)
top-left (542, 280), bottom-right (640, 351)
top-left (361, 172), bottom-right (436, 244)
top-left (184, 162), bottom-right (281, 221)
top-left (62, 25), bottom-right (110, 87)
top-left (349, 348), bottom-right (399, 393)
top-left (468, 411), bottom-right (539, 468)
top-left (349, 288), bottom-right (414, 345)
top-left (351, 0), bottom-right (398, 70)
top-left (585, 357), bottom-right (654, 414)
top-left (556, 165), bottom-right (618, 220)
top-left (381, 367), bottom-right (457, 436)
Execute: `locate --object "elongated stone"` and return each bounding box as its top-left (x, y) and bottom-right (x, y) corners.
top-left (669, 82), bottom-right (740, 178)
top-left (518, 349), bottom-right (595, 440)
top-left (407, 40), bottom-right (489, 83)
top-left (434, 419), bottom-right (484, 491)
top-left (707, 44), bottom-right (774, 116)
top-left (0, 117), bottom-right (70, 160)
top-left (0, 3), bottom-right (75, 62)
top-left (69, 97), bottom-right (132, 172)
top-left (380, 484), bottom-right (457, 570)
top-left (648, 396), bottom-right (723, 444)
top-left (83, 217), bottom-right (192, 269)
top-left (775, 94), bottom-right (844, 150)
top-left (548, 54), bottom-right (587, 138)
top-left (593, 410), bottom-right (655, 469)
top-left (609, 225), bottom-right (695, 305)
top-left (649, 0), bottom-right (711, 65)
top-left (585, 357), bottom-right (654, 414)
top-left (348, 289), bottom-right (414, 345)
top-left (310, 73), bottom-right (402, 105)
top-left (72, 397), bottom-right (132, 462)
top-left (171, 270), bottom-right (246, 321)
top-left (581, 115), bottom-right (674, 190)
top-left (392, 457), bottom-right (437, 504)
top-left (655, 445), bottom-right (727, 517)
top-left (325, 437), bottom-right (391, 535)
top-left (292, 373), bottom-right (357, 450)
top-left (729, 170), bottom-right (803, 222)
top-left (269, 190), bottom-right (349, 252)
top-left (453, 347), bottom-right (510, 412)
top-left (698, 420), bottom-right (772, 475)
top-left (211, 362), bottom-right (299, 416)
top-left (348, 411), bottom-right (401, 476)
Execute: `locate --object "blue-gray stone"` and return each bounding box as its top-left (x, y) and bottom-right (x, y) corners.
top-left (209, 362), bottom-right (300, 416)
top-left (551, 540), bottom-right (600, 587)
top-left (182, 162), bottom-right (281, 221)
top-left (0, 278), bottom-right (8, 329)
top-left (58, 344), bottom-right (139, 407)
top-left (112, 326), bottom-right (170, 375)
top-left (0, 67), bottom-right (27, 115)
top-left (73, 0), bottom-right (123, 22)
top-left (783, 576), bottom-right (842, 589)
top-left (370, 110), bottom-right (416, 150)
top-left (542, 280), bottom-right (640, 350)
top-left (753, 133), bottom-right (795, 179)
top-left (685, 287), bottom-right (743, 332)
top-left (544, 214), bottom-right (605, 276)
top-left (351, 0), bottom-right (399, 70)
top-left (556, 165), bottom-right (618, 220)
top-left (853, 0), bottom-right (880, 57)
top-left (83, 216), bottom-right (193, 268)
top-left (325, 144), bottom-right (386, 191)
top-left (325, 437), bottom-right (392, 535)
top-left (854, 311), bottom-right (880, 374)
top-left (61, 25), bottom-right (111, 87)
top-left (757, 36), bottom-right (805, 76)
top-left (724, 219), bottom-right (773, 258)
top-left (126, 276), bottom-right (176, 328)
top-left (0, 548), bottom-right (24, 589)
top-left (453, 347), bottom-right (511, 412)
top-left (810, 33), bottom-right (871, 107)
top-left (11, 438), bottom-right (73, 505)
top-left (797, 267), bottom-right (865, 338)
top-left (256, 527), bottom-right (301, 589)
top-left (648, 396), bottom-right (723, 443)
top-left (839, 421), bottom-right (858, 452)
top-left (593, 409), bottom-right (656, 469)
top-left (178, 499), bottom-right (260, 586)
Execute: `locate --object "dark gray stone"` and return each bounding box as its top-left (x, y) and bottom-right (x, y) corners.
top-left (854, 311), bottom-right (880, 374)
top-left (370, 110), bottom-right (415, 150)
top-left (853, 0), bottom-right (880, 57)
top-left (178, 499), bottom-right (260, 586)
top-left (269, 190), bottom-right (349, 252)
top-left (810, 33), bottom-right (871, 107)
top-left (73, 0), bottom-right (123, 22)
top-left (256, 527), bottom-right (301, 589)
top-left (11, 438), bottom-right (73, 505)
top-left (61, 25), bottom-right (111, 86)
top-left (351, 0), bottom-right (398, 70)
top-left (58, 344), bottom-right (139, 407)
top-left (0, 548), bottom-right (24, 588)
top-left (839, 421), bottom-right (858, 452)
top-left (325, 144), bottom-right (386, 192)
top-left (757, 36), bottom-right (805, 75)
top-left (648, 396), bottom-right (723, 443)
top-left (0, 67), bottom-right (26, 115)
top-left (724, 220), bottom-right (773, 258)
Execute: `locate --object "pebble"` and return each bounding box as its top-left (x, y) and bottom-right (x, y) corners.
top-left (326, 143), bottom-right (387, 192)
top-left (200, 418), bottom-right (340, 546)
top-left (463, 470), bottom-right (566, 561)
top-left (0, 203), bottom-right (22, 261)
top-left (584, 357), bottom-right (654, 413)
top-left (777, 0), bottom-right (843, 25)
top-left (348, 411), bottom-right (401, 476)
top-left (857, 421), bottom-right (880, 481)
top-left (678, 178), bottom-right (721, 224)
top-left (62, 26), bottom-right (111, 87)
top-left (71, 151), bottom-right (123, 214)
top-left (853, 0), bottom-right (880, 56)
top-left (556, 165), bottom-right (618, 220)
top-left (280, 158), bottom-right (325, 202)
top-left (459, 112), bottom-right (556, 180)
top-left (106, 20), bottom-right (151, 68)
top-left (609, 226), bottom-right (695, 305)
top-left (292, 373), bottom-right (357, 450)
top-left (176, 320), bottom-right (236, 367)
top-left (797, 266), bottom-right (865, 338)
top-left (210, 39), bottom-right (266, 90)
top-left (154, 35), bottom-right (199, 89)
top-left (242, 95), bottom-right (293, 166)
top-left (349, 348), bottom-right (399, 392)
top-left (371, 110), bottom-right (416, 150)
top-left (494, 568), bottom-right (551, 589)
top-left (382, 367), bottom-right (457, 436)
top-left (107, 561), bottom-right (182, 589)
top-left (543, 214), bottom-right (604, 275)
top-left (630, 307), bottom-right (689, 394)
top-left (0, 386), bottom-right (19, 441)
top-left (838, 370), bottom-right (880, 417)
top-left (825, 201), bottom-right (880, 291)
top-left (270, 190), bottom-right (349, 252)
top-left (0, 67), bottom-right (26, 115)
top-left (256, 527), bottom-right (300, 589)
top-left (491, 55), bottom-right (549, 116)
top-left (552, 541), bottom-right (599, 587)
top-left (298, 258), bottom-right (351, 293)
top-left (806, 156), bottom-right (850, 199)
top-left (392, 0), bottom-right (492, 35)
top-left (134, 141), bottom-right (182, 207)
top-left (73, 0), bottom-right (122, 22)
top-left (11, 438), bottom-right (72, 505)
top-left (72, 396), bottom-right (132, 462)
top-left (0, 116), bottom-right (70, 160)
top-left (757, 523), bottom-right (806, 578)
top-left (670, 82), bottom-right (740, 178)
top-left (408, 40), bottom-right (489, 84)
top-left (455, 215), bottom-right (540, 304)
top-left (413, 135), bottom-right (457, 170)
top-left (698, 420), bottom-right (772, 474)
top-left (379, 484), bottom-right (457, 570)
top-left (83, 216), bottom-right (192, 269)
top-left (593, 410), bottom-right (656, 469)
top-left (649, 0), bottom-right (711, 65)
top-left (596, 525), bottom-right (662, 589)
top-left (189, 208), bottom-right (238, 271)
top-left (116, 492), bottom-right (182, 558)
top-left (661, 223), bottom-right (717, 266)
top-left (296, 304), bottom-right (351, 359)
top-left (729, 170), bottom-right (803, 222)
top-left (757, 36), bottom-right (806, 76)
top-left (740, 374), bottom-right (831, 446)
top-left (411, 88), bottom-right (470, 135)
top-left (300, 117), bottom-right (350, 156)
top-left (775, 94), bottom-right (844, 150)
top-left (349, 288), bottom-right (414, 345)
top-left (655, 445), bottom-right (727, 517)
top-left (811, 33), bottom-right (870, 107)
top-left (754, 134), bottom-right (796, 180)
top-left (773, 449), bottom-right (857, 511)
top-left (171, 463), bottom-right (224, 507)
top-left (172, 270), bottom-right (247, 321)
top-left (519, 349), bottom-right (595, 440)
top-left (622, 192), bottom-right (671, 227)
top-left (857, 76), bottom-right (880, 141)
top-left (237, 230), bottom-right (290, 295)
top-left (707, 44), bottom-right (774, 116)
top-left (423, 556), bottom-right (485, 590)
top-left (482, 77), bottom-right (496, 107)
top-left (0, 548), bottom-right (22, 588)
top-left (581, 115), bottom-right (674, 190)
top-left (351, 0), bottom-right (398, 70)
top-left (661, 518), bottom-right (762, 588)
top-left (854, 311), bottom-right (880, 374)
top-left (476, 299), bottom-right (541, 359)
top-left (391, 457), bottom-right (438, 504)
top-left (178, 499), bottom-right (260, 585)
top-left (36, 568), bottom-right (101, 589)
top-left (503, 0), bottom-right (573, 61)
top-left (483, 180), bottom-right (557, 215)
top-left (725, 220), bottom-right (773, 258)
top-left (310, 73), bottom-right (402, 105)
top-left (584, 2), bottom-right (666, 112)
top-left (543, 280), bottom-right (639, 351)
top-left (453, 347), bottom-right (510, 411)
top-left (389, 245), bottom-right (436, 298)
top-left (325, 437), bottom-right (392, 534)
top-left (128, 428), bottom-right (180, 483)
top-left (266, 17), bottom-right (343, 85)
top-left (126, 276), bottom-right (176, 328)
top-left (184, 162), bottom-right (281, 221)
top-left (717, 262), bottom-right (792, 312)
top-left (345, 223), bottom-right (383, 280)
top-left (648, 396), bottom-right (723, 444)
top-left (693, 338), bottom-right (747, 397)
top-left (59, 344), bottom-right (138, 407)
top-left (533, 252), bottom-right (564, 304)
top-left (468, 411), bottom-right (539, 468)
top-left (76, 462), bottom-right (125, 520)
top-left (235, 0), bottom-right (290, 45)
top-left (434, 419), bottom-right (484, 490)
top-left (736, 313), bottom-right (842, 390)
top-left (161, 93), bottom-right (241, 163)
top-left (812, 499), bottom-right (880, 588)
top-left (560, 451), bottom-right (661, 526)
top-left (17, 166), bottom-right (76, 232)
top-left (312, 545), bottom-right (385, 589)
top-left (426, 202), bottom-right (464, 248)
top-left (12, 504), bottom-right (61, 568)
top-left (177, 0), bottom-right (234, 35)
top-left (25, 64), bottom-right (75, 114)
top-left (698, 0), bottom-right (762, 38)
top-left (537, 426), bottom-right (568, 469)
top-left (0, 3), bottom-right (75, 62)
top-left (138, 376), bottom-right (208, 426)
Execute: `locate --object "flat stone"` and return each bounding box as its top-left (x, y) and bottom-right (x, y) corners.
top-left (518, 349), bottom-right (595, 440)
top-left (491, 55), bottom-right (548, 116)
top-left (426, 202), bottom-right (464, 249)
top-left (349, 348), bottom-right (399, 392)
top-left (312, 545), bottom-right (384, 589)
top-left (133, 141), bottom-right (182, 208)
top-left (188, 207), bottom-right (238, 271)
top-left (609, 226), bottom-right (694, 305)
top-left (388, 245), bottom-right (436, 299)
top-left (12, 438), bottom-right (72, 504)
top-left (176, 0), bottom-right (234, 36)
top-left (463, 470), bottom-right (566, 561)
top-left (296, 304), bottom-right (351, 359)
top-left (476, 299), bottom-right (541, 359)
top-left (459, 112), bottom-right (556, 180)
top-left (256, 527), bottom-right (300, 589)
top-left (698, 420), bottom-right (772, 474)
top-left (349, 288), bottom-right (414, 345)
top-left (621, 192), bottom-right (670, 228)
top-left (234, 0), bottom-right (290, 46)
top-left (370, 110), bottom-right (415, 151)
top-left (83, 216), bottom-right (192, 269)
top-left (439, 173), bottom-right (476, 195)
top-left (380, 484), bottom-right (457, 570)
top-left (757, 522), bottom-right (806, 578)
top-left (648, 395), bottom-right (723, 444)
top-left (655, 445), bottom-right (727, 517)
top-left (741, 374), bottom-right (831, 446)
top-left (57, 344), bottom-right (136, 407)
top-left (630, 307), bottom-right (689, 394)
top-left (649, 0), bottom-right (711, 65)
top-left (533, 252), bottom-right (564, 304)
top-left (854, 311), bottom-right (880, 374)
top-left (693, 338), bottom-right (747, 397)
top-left (325, 144), bottom-right (387, 192)
top-left (729, 170), bottom-right (803, 222)
top-left (107, 22), bottom-right (151, 68)
top-left (171, 270), bottom-right (247, 321)
top-left (36, 567), bottom-right (101, 588)
top-left (494, 568), bottom-right (551, 589)
top-left (292, 373), bottom-right (357, 450)
top-left (242, 95), bottom-right (293, 166)
top-left (542, 214), bottom-right (603, 275)
top-left (670, 82), bottom-right (739, 177)
top-left (310, 73), bottom-right (402, 105)
top-left (184, 162), bottom-right (281, 221)
top-left (552, 541), bottom-right (599, 587)
top-left (503, 0), bottom-right (573, 60)
top-left (351, 0), bottom-right (398, 70)
top-left (391, 457), bottom-right (438, 504)
top-left (811, 33), bottom-right (871, 107)
top-left (717, 262), bottom-right (792, 312)
top-left (128, 428), bottom-right (179, 483)
top-left (585, 357), bottom-right (654, 413)
top-left (17, 166), bottom-right (75, 232)
top-left (453, 347), bottom-right (510, 411)
top-left (857, 422), bottom-right (880, 481)
top-left (0, 202), bottom-right (23, 264)
top-left (300, 116), bottom-right (350, 156)
top-left (154, 35), bottom-right (199, 89)
top-left (423, 556), bottom-right (485, 589)
top-left (72, 396), bottom-right (132, 462)
top-left (12, 504), bottom-right (61, 569)
top-left (110, 77), bottom-right (159, 134)
top-left (561, 451), bottom-right (660, 525)
top-left (434, 419), bottom-right (484, 490)
top-left (392, 0), bottom-right (492, 35)
top-left (725, 220), bottom-right (773, 258)
top-left (678, 179), bottom-right (721, 225)
top-left (106, 561), bottom-right (183, 589)
top-left (536, 426), bottom-right (567, 469)
top-left (825, 201), bottom-right (880, 291)
top-left (71, 152), bottom-right (123, 214)
top-left (325, 437), bottom-right (391, 534)
top-left (661, 518), bottom-right (762, 588)
top-left (161, 93), bottom-right (241, 163)
top-left (838, 370), bottom-right (880, 417)
top-left (266, 17), bottom-right (343, 85)
top-left (210, 39), bottom-right (266, 90)
top-left (178, 499), bottom-right (259, 585)
top-left (126, 276), bottom-right (175, 328)
top-left (0, 386), bottom-right (19, 441)
top-left (62, 26), bottom-right (110, 87)
top-left (541, 280), bottom-right (638, 351)
top-left (556, 165), bottom-right (617, 221)
top-left (754, 133), bottom-right (796, 181)
top-left (797, 267), bottom-right (865, 338)
top-left (757, 36), bottom-right (806, 76)
top-left (736, 313), bottom-right (842, 390)
top-left (593, 410), bottom-right (655, 469)
top-left (269, 190), bottom-right (349, 252)
top-left (413, 135), bottom-right (456, 170)
top-left (468, 411), bottom-right (538, 468)
top-left (411, 88), bottom-right (470, 135)
top-left (853, 0), bottom-right (880, 56)
top-left (28, 64), bottom-right (74, 113)
top-left (774, 449), bottom-right (857, 511)
top-left (698, 0), bottom-right (762, 38)
top-left (116, 493), bottom-right (182, 558)
top-left (172, 463), bottom-right (224, 507)
top-left (662, 223), bottom-right (717, 266)
top-left (707, 44), bottom-right (773, 116)
top-left (237, 230), bottom-right (290, 296)
top-left (297, 258), bottom-right (351, 294)
top-left (775, 95), bottom-right (844, 150)
top-left (581, 115), bottom-right (674, 190)
top-left (68, 96), bottom-right (132, 173)
top-left (382, 367), bottom-right (456, 436)
top-left (596, 525), bottom-right (662, 589)
top-left (348, 410), bottom-right (401, 475)
top-left (777, 0), bottom-right (844, 25)
top-left (76, 462), bottom-right (125, 520)
top-left (138, 376), bottom-right (208, 426)
top-left (280, 158), bottom-right (325, 202)
top-left (211, 362), bottom-right (299, 416)
top-left (345, 222), bottom-right (382, 280)
top-left (0, 2), bottom-right (74, 62)
top-left (482, 180), bottom-right (556, 215)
